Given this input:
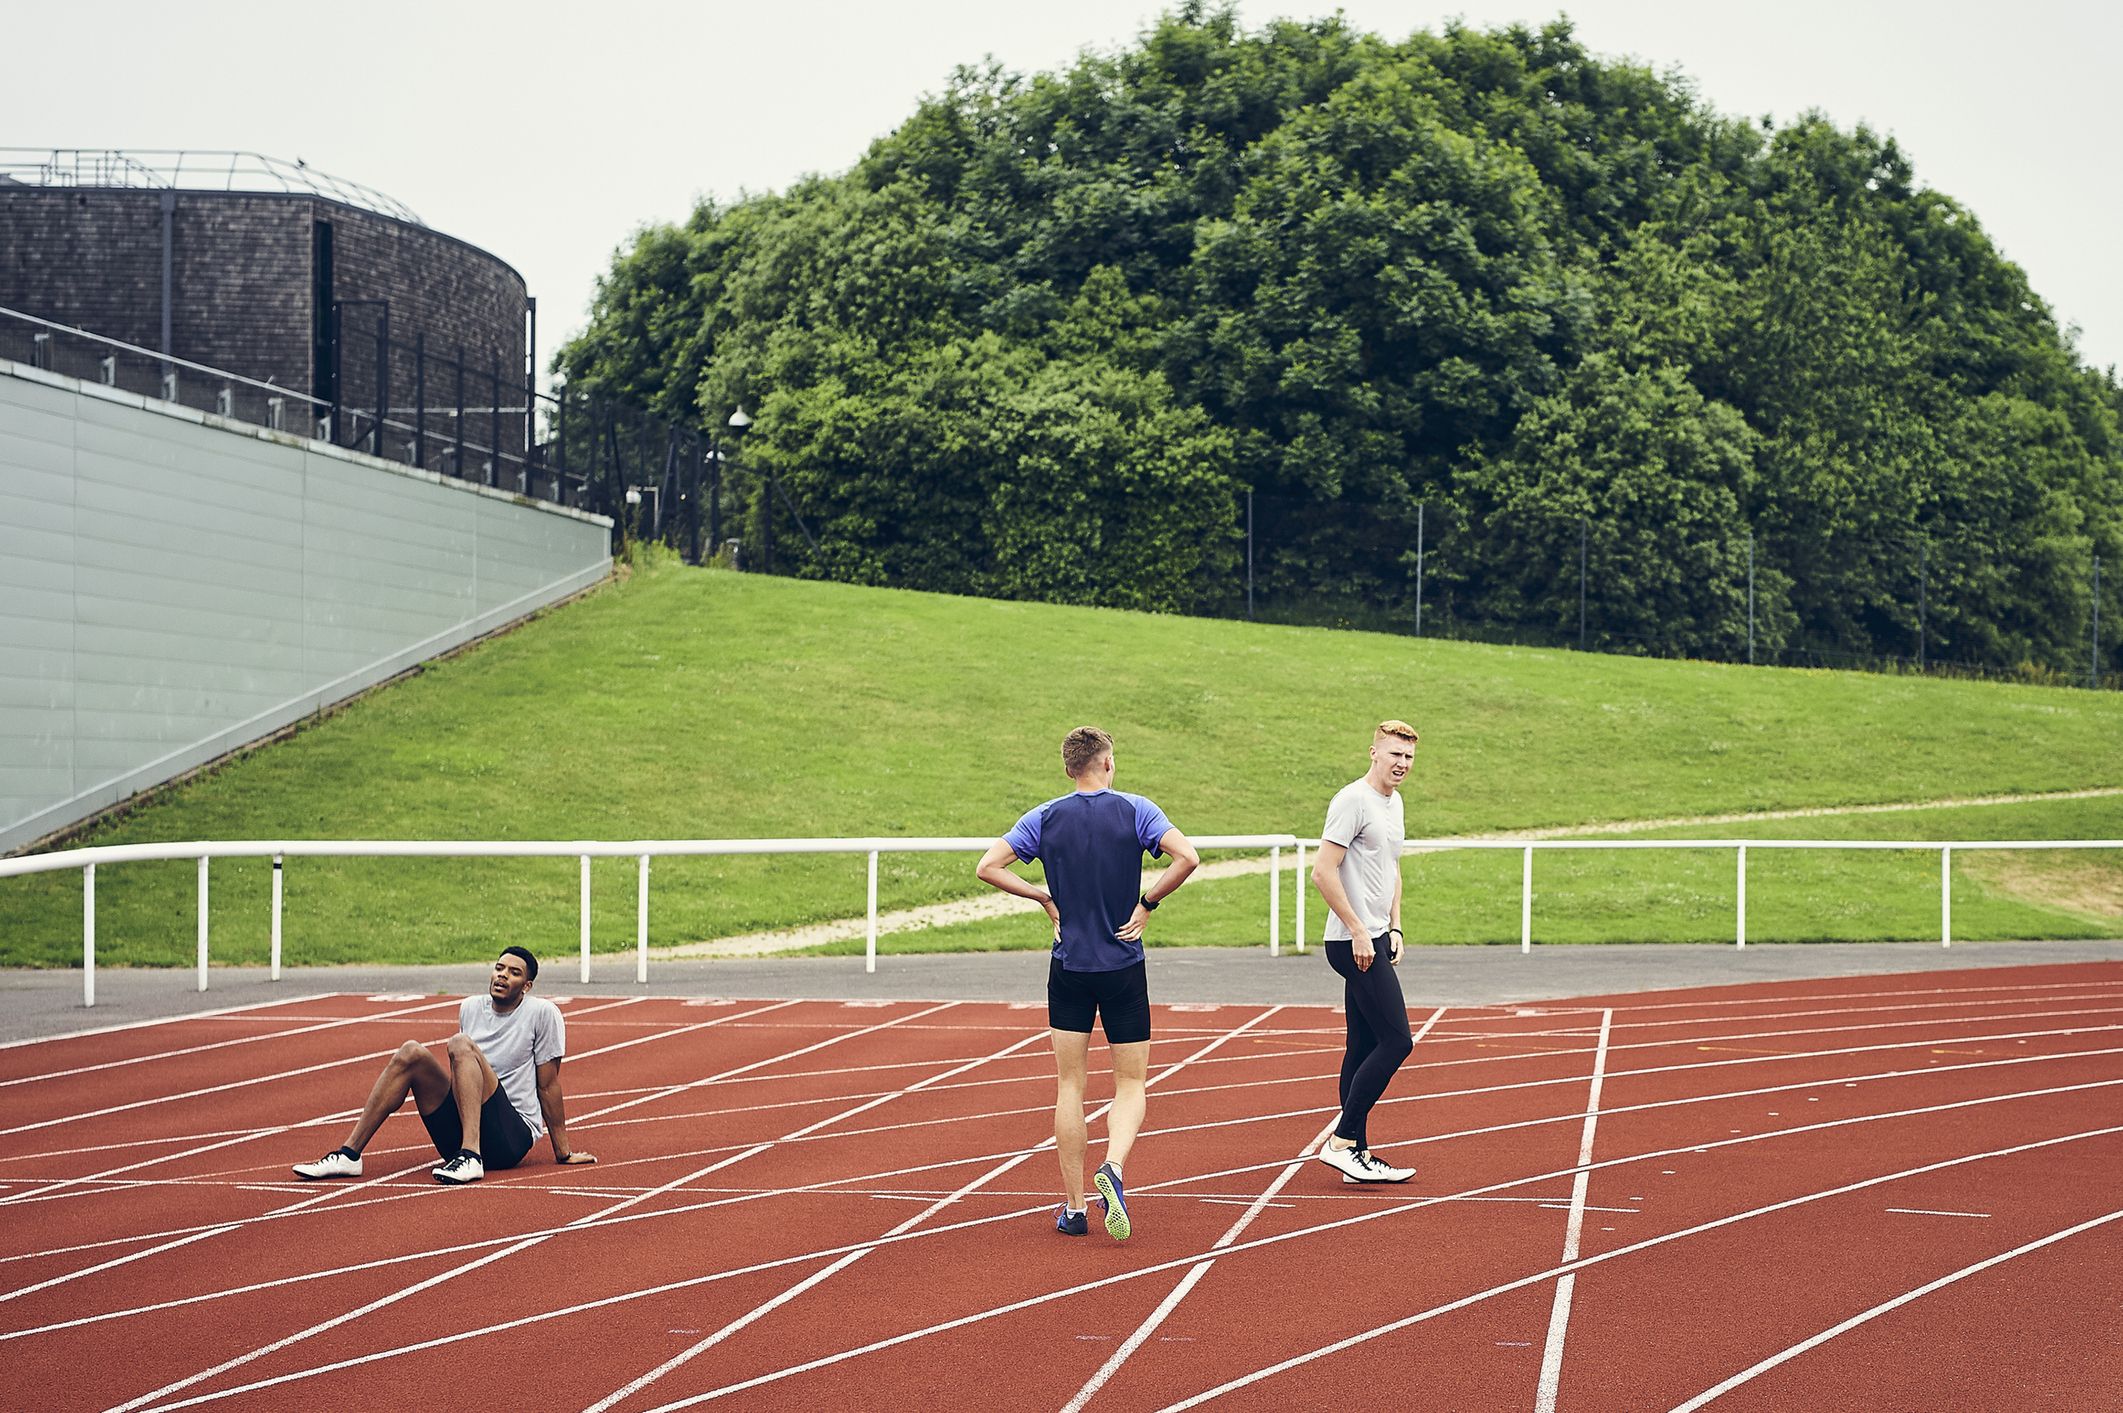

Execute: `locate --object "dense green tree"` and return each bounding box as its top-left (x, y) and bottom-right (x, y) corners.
top-left (559, 6), bottom-right (2122, 678)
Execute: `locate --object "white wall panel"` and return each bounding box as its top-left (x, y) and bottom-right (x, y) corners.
top-left (0, 361), bottom-right (611, 852)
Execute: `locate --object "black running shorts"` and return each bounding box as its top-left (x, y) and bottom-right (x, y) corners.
top-left (1047, 957), bottom-right (1152, 1044)
top-left (421, 1086), bottom-right (536, 1170)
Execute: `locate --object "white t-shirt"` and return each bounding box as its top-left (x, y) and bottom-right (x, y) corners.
top-left (1320, 777), bottom-right (1406, 942)
top-left (459, 994), bottom-right (566, 1135)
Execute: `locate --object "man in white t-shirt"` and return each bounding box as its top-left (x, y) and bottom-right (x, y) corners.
top-left (1309, 719), bottom-right (1419, 1185)
top-left (293, 946), bottom-right (594, 1185)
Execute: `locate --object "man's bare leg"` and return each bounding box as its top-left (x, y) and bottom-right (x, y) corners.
top-left (1103, 1040), bottom-right (1150, 1172)
top-left (340, 1041), bottom-right (453, 1154)
top-left (444, 1033), bottom-right (501, 1156)
top-left (1050, 1029), bottom-right (1091, 1209)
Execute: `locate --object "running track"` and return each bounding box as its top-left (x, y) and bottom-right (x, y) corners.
top-left (2, 962), bottom-right (2119, 1410)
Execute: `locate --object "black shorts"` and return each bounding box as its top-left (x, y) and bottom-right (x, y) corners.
top-left (421, 1086), bottom-right (536, 1170)
top-left (1048, 957), bottom-right (1152, 1044)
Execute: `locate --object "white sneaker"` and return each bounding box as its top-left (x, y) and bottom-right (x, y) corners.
top-left (292, 1150), bottom-right (362, 1180)
top-left (433, 1152), bottom-right (485, 1185)
top-left (1353, 1150), bottom-right (1414, 1183)
top-left (1315, 1143), bottom-right (1373, 1181)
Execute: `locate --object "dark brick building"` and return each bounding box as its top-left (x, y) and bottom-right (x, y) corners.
top-left (0, 166), bottom-right (527, 417)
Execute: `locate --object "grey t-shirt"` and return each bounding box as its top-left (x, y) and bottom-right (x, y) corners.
top-left (459, 993), bottom-right (566, 1135)
top-left (1320, 778), bottom-right (1406, 942)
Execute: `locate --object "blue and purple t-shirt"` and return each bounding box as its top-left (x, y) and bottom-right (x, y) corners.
top-left (1005, 789), bottom-right (1173, 972)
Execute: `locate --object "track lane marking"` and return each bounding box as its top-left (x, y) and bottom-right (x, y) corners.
top-left (1151, 1129), bottom-right (2123, 1411)
top-left (1666, 1208), bottom-right (2123, 1411)
top-left (1534, 1008), bottom-right (1612, 1413)
top-left (46, 1077), bottom-right (2123, 1405)
top-left (579, 1007), bottom-right (1288, 1412)
top-left (1058, 1006), bottom-right (1449, 1413)
top-left (99, 1000), bottom-right (961, 1413)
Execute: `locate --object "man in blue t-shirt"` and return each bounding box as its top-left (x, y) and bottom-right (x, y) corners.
top-left (976, 725), bottom-right (1199, 1241)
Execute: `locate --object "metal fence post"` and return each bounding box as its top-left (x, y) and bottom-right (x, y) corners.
top-left (83, 864), bottom-right (95, 1009)
top-left (580, 854), bottom-right (592, 984)
top-left (1941, 846), bottom-right (1952, 947)
top-left (454, 347), bottom-right (466, 478)
top-left (1294, 840), bottom-right (1307, 953)
top-left (1415, 503), bottom-right (1425, 636)
top-left (866, 850), bottom-right (880, 975)
top-left (196, 855), bottom-right (210, 992)
top-left (1918, 538), bottom-right (1928, 673)
top-left (636, 853), bottom-right (650, 984)
top-left (1736, 845), bottom-right (1747, 948)
top-left (271, 855), bottom-right (284, 980)
top-left (1269, 845), bottom-right (1281, 956)
top-left (490, 353), bottom-right (503, 487)
top-left (1521, 846), bottom-right (1534, 952)
top-left (1578, 518), bottom-right (1588, 651)
top-left (415, 332), bottom-right (427, 471)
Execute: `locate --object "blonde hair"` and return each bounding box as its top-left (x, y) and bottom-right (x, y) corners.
top-left (1062, 726), bottom-right (1114, 778)
top-left (1374, 719), bottom-right (1419, 744)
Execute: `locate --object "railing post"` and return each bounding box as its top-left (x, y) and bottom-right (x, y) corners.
top-left (866, 849), bottom-right (880, 975)
top-left (1732, 848), bottom-right (1749, 946)
top-left (271, 855), bottom-right (284, 980)
top-left (1521, 846), bottom-right (1534, 953)
top-left (83, 864), bottom-right (95, 1009)
top-left (636, 853), bottom-right (650, 984)
top-left (580, 854), bottom-right (592, 984)
top-left (197, 855), bottom-right (210, 992)
top-left (1269, 845), bottom-right (1281, 956)
top-left (1941, 846), bottom-right (1952, 948)
top-left (1294, 840), bottom-right (1307, 953)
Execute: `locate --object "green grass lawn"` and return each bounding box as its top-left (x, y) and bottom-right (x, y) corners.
top-left (5, 551), bottom-right (2119, 968)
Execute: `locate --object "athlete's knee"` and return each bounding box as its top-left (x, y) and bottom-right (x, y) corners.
top-left (445, 1032), bottom-right (479, 1060)
top-left (391, 1039), bottom-right (429, 1068)
top-left (1379, 1029), bottom-right (1414, 1063)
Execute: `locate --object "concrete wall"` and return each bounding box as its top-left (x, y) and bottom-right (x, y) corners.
top-left (0, 359), bottom-right (611, 854)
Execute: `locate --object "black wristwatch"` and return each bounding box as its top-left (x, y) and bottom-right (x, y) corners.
top-left (1139, 893), bottom-right (1160, 912)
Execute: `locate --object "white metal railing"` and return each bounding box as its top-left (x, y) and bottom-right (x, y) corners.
top-left (2, 835), bottom-right (2116, 1008)
top-left (0, 835), bottom-right (1297, 1006)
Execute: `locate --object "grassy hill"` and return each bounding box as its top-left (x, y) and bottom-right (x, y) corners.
top-left (4, 551), bottom-right (2119, 967)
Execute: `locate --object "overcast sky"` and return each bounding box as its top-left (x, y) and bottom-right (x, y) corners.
top-left (8, 1), bottom-right (2117, 381)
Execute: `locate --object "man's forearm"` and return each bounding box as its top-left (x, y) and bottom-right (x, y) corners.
top-left (1313, 869), bottom-right (1373, 939)
top-left (539, 1088), bottom-right (570, 1157)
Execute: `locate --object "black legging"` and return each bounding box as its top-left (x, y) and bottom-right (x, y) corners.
top-left (1324, 935), bottom-right (1414, 1148)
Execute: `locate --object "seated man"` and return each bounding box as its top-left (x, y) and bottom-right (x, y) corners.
top-left (293, 945), bottom-right (594, 1184)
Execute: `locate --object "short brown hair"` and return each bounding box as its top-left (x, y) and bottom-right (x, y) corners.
top-left (1375, 719), bottom-right (1419, 744)
top-left (1062, 726), bottom-right (1114, 778)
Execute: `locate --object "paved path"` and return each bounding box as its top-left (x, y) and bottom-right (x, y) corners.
top-left (6, 938), bottom-right (2121, 1045)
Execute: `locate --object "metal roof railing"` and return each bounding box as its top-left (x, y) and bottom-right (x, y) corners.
top-left (0, 148), bottom-right (423, 224)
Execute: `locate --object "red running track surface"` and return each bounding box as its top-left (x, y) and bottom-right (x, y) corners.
top-left (1, 963), bottom-right (2119, 1411)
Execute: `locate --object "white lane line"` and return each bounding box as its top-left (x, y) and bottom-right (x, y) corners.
top-left (644, 1117), bottom-right (2123, 1413)
top-left (1059, 1005), bottom-right (1450, 1413)
top-left (1151, 1128), bottom-right (2123, 1412)
top-left (578, 1017), bottom-right (1053, 1413)
top-left (0, 999), bottom-right (466, 1090)
top-left (1576, 977), bottom-right (2123, 1018)
top-left (1884, 1208), bottom-right (1992, 1218)
top-left (1534, 1008), bottom-right (1613, 1413)
top-left (102, 1000), bottom-right (962, 1413)
top-left (12, 1029), bottom-right (2117, 1322)
top-left (84, 1082), bottom-right (2123, 1409)
top-left (0, 995), bottom-right (347, 1052)
top-left (1667, 1208), bottom-right (2123, 1411)
top-left (0, 999), bottom-right (800, 1218)
top-left (0, 997), bottom-right (462, 1141)
top-left (581, 1006), bottom-right (1289, 1413)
